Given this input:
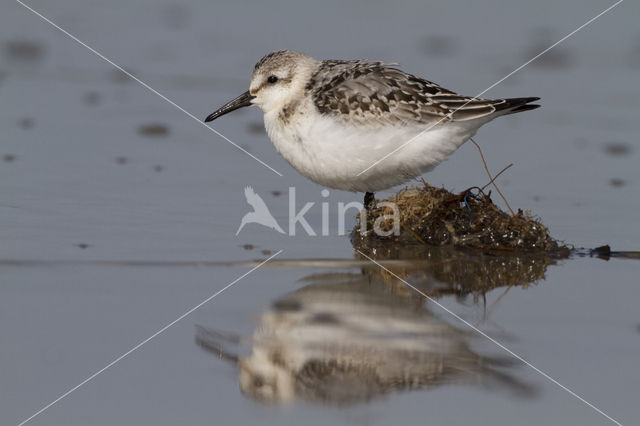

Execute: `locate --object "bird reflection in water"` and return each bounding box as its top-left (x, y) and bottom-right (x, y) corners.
top-left (196, 263), bottom-right (538, 405)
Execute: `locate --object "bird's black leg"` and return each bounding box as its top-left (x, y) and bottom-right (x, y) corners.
top-left (364, 192), bottom-right (375, 210)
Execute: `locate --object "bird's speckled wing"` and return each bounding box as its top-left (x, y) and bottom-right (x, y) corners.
top-left (308, 60), bottom-right (508, 126)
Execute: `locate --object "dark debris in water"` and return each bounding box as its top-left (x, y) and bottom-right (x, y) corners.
top-left (354, 182), bottom-right (562, 252)
top-left (525, 30), bottom-right (573, 70)
top-left (247, 122), bottom-right (265, 134)
top-left (570, 245), bottom-right (640, 261)
top-left (420, 35), bottom-right (458, 58)
top-left (83, 91), bottom-right (102, 106)
top-left (603, 141), bottom-right (632, 157)
top-left (609, 178), bottom-right (626, 188)
top-left (109, 68), bottom-right (135, 84)
top-left (19, 118), bottom-right (34, 129)
top-left (138, 123), bottom-right (170, 138)
top-left (4, 39), bottom-right (45, 62)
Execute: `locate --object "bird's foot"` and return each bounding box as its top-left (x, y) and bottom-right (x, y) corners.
top-left (364, 192), bottom-right (375, 211)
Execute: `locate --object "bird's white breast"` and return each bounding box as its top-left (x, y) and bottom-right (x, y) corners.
top-left (264, 101), bottom-right (482, 192)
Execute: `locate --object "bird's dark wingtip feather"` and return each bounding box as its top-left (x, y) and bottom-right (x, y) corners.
top-left (496, 97), bottom-right (541, 114)
top-left (510, 104), bottom-right (541, 113)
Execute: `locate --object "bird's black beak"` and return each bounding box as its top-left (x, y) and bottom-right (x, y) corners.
top-left (204, 91), bottom-right (255, 122)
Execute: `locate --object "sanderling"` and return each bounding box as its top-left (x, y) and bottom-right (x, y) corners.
top-left (205, 50), bottom-right (539, 208)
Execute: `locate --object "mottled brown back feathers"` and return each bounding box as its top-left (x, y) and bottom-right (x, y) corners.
top-left (305, 59), bottom-right (539, 126)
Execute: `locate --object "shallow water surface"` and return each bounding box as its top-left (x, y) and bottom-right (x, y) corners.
top-left (1, 0), bottom-right (639, 425)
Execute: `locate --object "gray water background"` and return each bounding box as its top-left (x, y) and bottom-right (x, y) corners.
top-left (1, 0), bottom-right (639, 425)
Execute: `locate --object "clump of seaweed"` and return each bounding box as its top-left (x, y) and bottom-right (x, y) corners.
top-left (355, 181), bottom-right (561, 251)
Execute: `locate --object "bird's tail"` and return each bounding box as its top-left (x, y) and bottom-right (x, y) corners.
top-left (494, 97), bottom-right (540, 115)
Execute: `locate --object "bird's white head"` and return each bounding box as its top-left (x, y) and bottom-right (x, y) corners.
top-left (249, 50), bottom-right (318, 113)
top-left (205, 50), bottom-right (318, 122)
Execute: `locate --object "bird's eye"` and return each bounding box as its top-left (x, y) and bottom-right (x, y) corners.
top-left (267, 75), bottom-right (278, 84)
